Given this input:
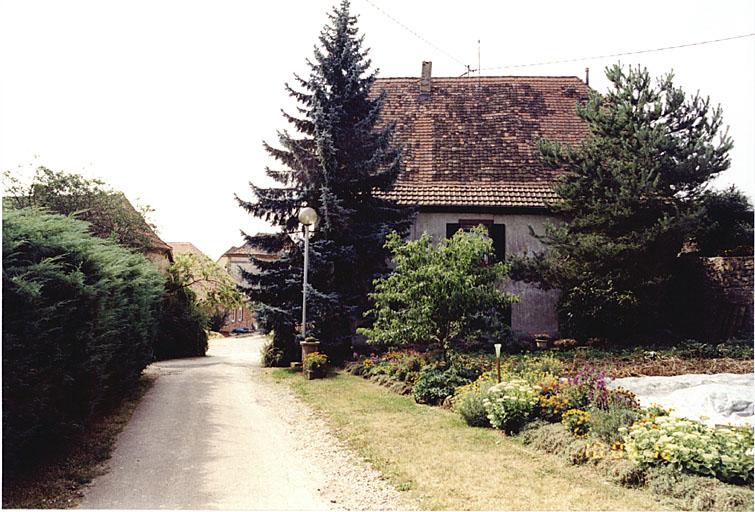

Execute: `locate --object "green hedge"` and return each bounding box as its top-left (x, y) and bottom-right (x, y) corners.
top-left (2, 208), bottom-right (164, 473)
top-left (154, 282), bottom-right (208, 360)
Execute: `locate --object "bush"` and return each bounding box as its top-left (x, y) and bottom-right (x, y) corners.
top-left (453, 373), bottom-right (496, 427)
top-left (502, 353), bottom-right (563, 380)
top-left (412, 363), bottom-right (475, 405)
top-left (604, 458), bottom-right (647, 488)
top-left (2, 208), bottom-right (164, 473)
top-left (623, 416), bottom-right (754, 484)
top-left (261, 339), bottom-right (284, 367)
top-left (521, 421), bottom-right (576, 454)
top-left (155, 280), bottom-right (208, 360)
top-left (565, 439), bottom-right (591, 465)
top-left (562, 409), bottom-right (591, 438)
top-left (483, 378), bottom-right (538, 433)
top-left (589, 404), bottom-right (639, 444)
top-left (360, 228), bottom-right (518, 357)
top-left (645, 466), bottom-right (753, 511)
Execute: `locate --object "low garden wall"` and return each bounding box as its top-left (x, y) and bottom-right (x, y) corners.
top-left (700, 256), bottom-right (753, 341)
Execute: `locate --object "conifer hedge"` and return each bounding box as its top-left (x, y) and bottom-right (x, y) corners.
top-left (2, 208), bottom-right (164, 472)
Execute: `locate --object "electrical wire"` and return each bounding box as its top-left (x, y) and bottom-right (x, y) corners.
top-left (361, 0), bottom-right (467, 67)
top-left (478, 33), bottom-right (755, 72)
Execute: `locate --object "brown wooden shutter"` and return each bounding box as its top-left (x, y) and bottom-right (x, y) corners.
top-left (446, 223), bottom-right (461, 238)
top-left (490, 224), bottom-right (505, 262)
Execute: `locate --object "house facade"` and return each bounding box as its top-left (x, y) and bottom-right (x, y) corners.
top-left (373, 63), bottom-right (589, 337)
top-left (217, 242), bottom-right (278, 333)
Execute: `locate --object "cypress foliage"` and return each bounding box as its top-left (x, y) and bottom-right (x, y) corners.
top-left (237, 0), bottom-right (412, 363)
top-left (2, 208), bottom-right (164, 473)
top-left (514, 64), bottom-right (733, 341)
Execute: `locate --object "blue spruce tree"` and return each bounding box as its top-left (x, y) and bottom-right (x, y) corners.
top-left (237, 0), bottom-right (412, 364)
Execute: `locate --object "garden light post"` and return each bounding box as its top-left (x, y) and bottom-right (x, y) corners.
top-left (298, 206), bottom-right (318, 363)
top-left (494, 343), bottom-right (502, 383)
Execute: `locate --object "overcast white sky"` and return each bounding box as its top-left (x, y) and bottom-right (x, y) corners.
top-left (1, 0), bottom-right (753, 260)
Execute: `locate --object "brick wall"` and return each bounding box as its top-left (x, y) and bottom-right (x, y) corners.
top-left (700, 256), bottom-right (753, 340)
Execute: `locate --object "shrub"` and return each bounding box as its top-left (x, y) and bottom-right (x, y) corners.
top-left (520, 421), bottom-right (575, 454)
top-left (483, 378), bottom-right (539, 433)
top-left (589, 404), bottom-right (640, 444)
top-left (623, 416), bottom-right (754, 484)
top-left (565, 439), bottom-right (591, 465)
top-left (154, 280), bottom-right (208, 360)
top-left (604, 458), bottom-right (646, 488)
top-left (501, 353), bottom-right (563, 381)
top-left (562, 409), bottom-right (591, 438)
top-left (535, 374), bottom-right (571, 422)
top-left (453, 373), bottom-right (496, 427)
top-left (360, 228), bottom-right (518, 358)
top-left (412, 363), bottom-right (473, 405)
top-left (303, 352), bottom-right (329, 373)
top-left (2, 208), bottom-right (164, 473)
top-left (261, 339), bottom-right (284, 367)
top-left (711, 486), bottom-right (754, 511)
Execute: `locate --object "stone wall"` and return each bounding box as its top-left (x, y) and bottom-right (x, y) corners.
top-left (700, 256), bottom-right (754, 341)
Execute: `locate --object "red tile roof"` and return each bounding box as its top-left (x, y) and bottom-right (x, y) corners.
top-left (373, 76), bottom-right (589, 209)
top-left (220, 242), bottom-right (279, 260)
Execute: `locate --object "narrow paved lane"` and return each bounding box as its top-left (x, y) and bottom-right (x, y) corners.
top-left (79, 335), bottom-right (341, 510)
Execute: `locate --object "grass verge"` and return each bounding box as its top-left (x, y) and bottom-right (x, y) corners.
top-left (271, 369), bottom-right (677, 511)
top-left (2, 375), bottom-right (155, 509)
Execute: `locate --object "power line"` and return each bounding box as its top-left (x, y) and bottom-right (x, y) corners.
top-left (479, 33), bottom-right (755, 72)
top-left (361, 0), bottom-right (467, 67)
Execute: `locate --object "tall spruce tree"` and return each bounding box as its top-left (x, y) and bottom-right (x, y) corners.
top-left (236, 0), bottom-right (411, 363)
top-left (512, 64), bottom-right (733, 341)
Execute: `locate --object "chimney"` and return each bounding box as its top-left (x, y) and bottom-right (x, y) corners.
top-left (420, 61), bottom-right (432, 97)
top-left (585, 67), bottom-right (590, 86)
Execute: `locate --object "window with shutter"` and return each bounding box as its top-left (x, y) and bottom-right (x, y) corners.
top-left (448, 220), bottom-right (506, 262)
top-left (445, 220), bottom-right (512, 326)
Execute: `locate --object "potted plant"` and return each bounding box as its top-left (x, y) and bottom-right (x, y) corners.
top-left (303, 351), bottom-right (328, 380)
top-left (534, 333), bottom-right (552, 350)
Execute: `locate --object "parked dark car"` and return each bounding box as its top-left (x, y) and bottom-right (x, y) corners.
top-left (231, 327), bottom-right (253, 335)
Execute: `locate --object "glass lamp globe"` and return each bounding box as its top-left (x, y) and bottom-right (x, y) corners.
top-left (298, 207), bottom-right (318, 226)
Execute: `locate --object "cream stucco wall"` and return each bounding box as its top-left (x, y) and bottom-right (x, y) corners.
top-left (411, 211), bottom-right (560, 337)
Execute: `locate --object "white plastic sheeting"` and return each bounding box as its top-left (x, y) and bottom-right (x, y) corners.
top-left (609, 373), bottom-right (754, 427)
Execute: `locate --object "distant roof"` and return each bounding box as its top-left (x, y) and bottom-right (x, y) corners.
top-left (373, 75), bottom-right (590, 209)
top-left (220, 242), bottom-right (278, 260)
top-left (168, 242), bottom-right (208, 258)
top-left (117, 194), bottom-right (173, 254)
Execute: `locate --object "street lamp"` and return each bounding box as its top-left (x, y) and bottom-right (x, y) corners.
top-left (494, 343), bottom-right (502, 383)
top-left (298, 206), bottom-right (318, 363)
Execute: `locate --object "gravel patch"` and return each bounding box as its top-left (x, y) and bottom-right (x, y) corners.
top-left (257, 369), bottom-right (413, 511)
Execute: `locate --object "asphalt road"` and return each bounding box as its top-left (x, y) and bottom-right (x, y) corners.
top-left (79, 335), bottom-right (331, 510)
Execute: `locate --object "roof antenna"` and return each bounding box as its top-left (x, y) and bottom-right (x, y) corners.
top-left (477, 39), bottom-right (481, 89)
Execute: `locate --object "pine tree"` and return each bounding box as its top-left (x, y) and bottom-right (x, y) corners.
top-left (513, 64), bottom-right (733, 341)
top-left (236, 0), bottom-right (412, 363)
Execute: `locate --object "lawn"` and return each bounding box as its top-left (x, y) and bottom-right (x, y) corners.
top-left (271, 369), bottom-right (677, 511)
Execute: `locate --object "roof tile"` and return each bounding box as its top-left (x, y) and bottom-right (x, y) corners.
top-left (373, 75), bottom-right (589, 208)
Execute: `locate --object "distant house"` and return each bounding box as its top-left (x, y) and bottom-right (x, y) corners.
top-left (373, 62), bottom-right (589, 336)
top-left (168, 242), bottom-right (216, 298)
top-left (217, 242), bottom-right (277, 334)
top-left (118, 195), bottom-right (173, 273)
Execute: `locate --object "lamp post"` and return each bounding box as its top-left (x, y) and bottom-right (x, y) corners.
top-left (494, 343), bottom-right (502, 383)
top-left (298, 206), bottom-right (318, 363)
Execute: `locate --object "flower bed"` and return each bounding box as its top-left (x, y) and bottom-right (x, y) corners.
top-left (445, 362), bottom-right (753, 510)
top-left (344, 345), bottom-right (753, 509)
